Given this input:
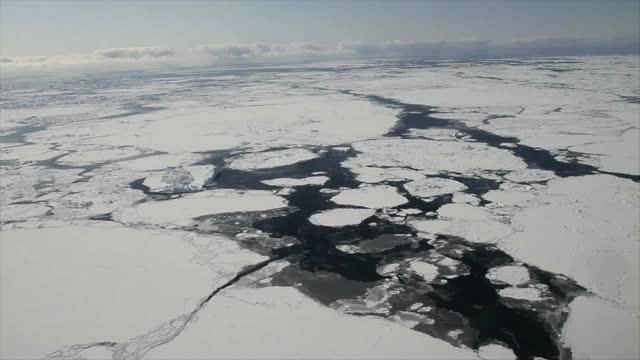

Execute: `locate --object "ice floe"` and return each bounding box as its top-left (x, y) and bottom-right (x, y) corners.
top-left (308, 208), bottom-right (376, 227)
top-left (407, 128), bottom-right (469, 141)
top-left (1, 203), bottom-right (51, 223)
top-left (336, 234), bottom-right (414, 254)
top-left (56, 147), bottom-right (146, 167)
top-left (118, 153), bottom-right (204, 171)
top-left (142, 165), bottom-right (216, 194)
top-left (348, 139), bottom-right (527, 174)
top-left (118, 189), bottom-right (287, 225)
top-left (486, 265), bottom-right (530, 286)
top-left (503, 169), bottom-right (556, 183)
top-left (563, 296), bottom-right (640, 360)
top-left (147, 287), bottom-right (478, 359)
top-left (477, 343), bottom-right (516, 360)
top-left (349, 166), bottom-right (426, 184)
top-left (482, 190), bottom-right (534, 207)
top-left (261, 176), bottom-right (329, 187)
top-left (408, 260), bottom-right (439, 282)
top-left (0, 223), bottom-right (265, 359)
top-left (330, 185), bottom-right (408, 209)
top-left (83, 94), bottom-right (399, 153)
top-left (404, 178), bottom-right (468, 199)
top-left (228, 148), bottom-right (318, 170)
top-left (451, 192), bottom-right (480, 205)
top-left (0, 144), bottom-right (66, 162)
top-left (497, 175), bottom-right (640, 313)
top-left (498, 287), bottom-right (545, 302)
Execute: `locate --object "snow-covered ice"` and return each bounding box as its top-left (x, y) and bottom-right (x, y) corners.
top-left (118, 189), bottom-right (287, 225)
top-left (404, 178), bottom-right (468, 199)
top-left (0, 223), bottom-right (265, 359)
top-left (142, 165), bottom-right (216, 194)
top-left (486, 265), bottom-right (530, 286)
top-left (2, 55), bottom-right (638, 359)
top-left (563, 296), bottom-right (640, 360)
top-left (228, 148), bottom-right (318, 170)
top-left (308, 208), bottom-right (376, 227)
top-left (330, 185), bottom-right (408, 209)
top-left (261, 176), bottom-right (329, 187)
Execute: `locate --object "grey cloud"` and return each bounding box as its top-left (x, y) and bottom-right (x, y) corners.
top-left (192, 43), bottom-right (334, 63)
top-left (340, 37), bottom-right (639, 59)
top-left (191, 37), bottom-right (638, 66)
top-left (94, 47), bottom-right (176, 60)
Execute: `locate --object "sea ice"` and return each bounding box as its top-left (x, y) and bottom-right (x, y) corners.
top-left (118, 153), bottom-right (205, 171)
top-left (330, 185), bottom-right (408, 209)
top-left (486, 265), bottom-right (530, 286)
top-left (503, 169), bottom-right (556, 183)
top-left (348, 138), bottom-right (527, 174)
top-left (408, 260), bottom-right (439, 282)
top-left (56, 147), bottom-right (146, 167)
top-left (142, 165), bottom-right (216, 194)
top-left (477, 343), bottom-right (516, 360)
top-left (404, 178), bottom-right (468, 199)
top-left (349, 166), bottom-right (426, 184)
top-left (482, 190), bottom-right (534, 207)
top-left (563, 296), bottom-right (640, 360)
top-left (498, 287), bottom-right (545, 302)
top-left (497, 175), bottom-right (640, 313)
top-left (0, 144), bottom-right (66, 162)
top-left (0, 223), bottom-right (265, 359)
top-left (147, 287), bottom-right (478, 359)
top-left (261, 176), bottom-right (329, 187)
top-left (228, 148), bottom-right (318, 170)
top-left (0, 203), bottom-right (51, 223)
top-left (308, 208), bottom-right (376, 227)
top-left (117, 189), bottom-right (287, 225)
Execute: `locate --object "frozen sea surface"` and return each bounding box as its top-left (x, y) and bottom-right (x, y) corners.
top-left (1, 55), bottom-right (639, 359)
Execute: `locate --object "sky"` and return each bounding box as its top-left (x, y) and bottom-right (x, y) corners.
top-left (1, 0), bottom-right (639, 71)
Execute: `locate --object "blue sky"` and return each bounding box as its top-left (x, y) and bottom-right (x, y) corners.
top-left (2, 0), bottom-right (639, 57)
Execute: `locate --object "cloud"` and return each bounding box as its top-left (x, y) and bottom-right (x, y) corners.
top-left (339, 37), bottom-right (640, 59)
top-left (2, 37), bottom-right (638, 75)
top-left (94, 46), bottom-right (176, 59)
top-left (191, 43), bottom-right (334, 64)
top-left (191, 37), bottom-right (639, 65)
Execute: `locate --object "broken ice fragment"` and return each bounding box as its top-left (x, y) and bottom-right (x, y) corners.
top-left (331, 185), bottom-right (408, 209)
top-left (142, 165), bottom-right (215, 194)
top-left (486, 265), bottom-right (530, 286)
top-left (308, 208), bottom-right (376, 227)
top-left (404, 178), bottom-right (467, 199)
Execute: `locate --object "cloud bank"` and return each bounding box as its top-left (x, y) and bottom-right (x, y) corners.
top-left (2, 37), bottom-right (638, 74)
top-left (94, 47), bottom-right (176, 60)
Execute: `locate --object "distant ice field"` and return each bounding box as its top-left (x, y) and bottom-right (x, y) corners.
top-left (1, 55), bottom-right (638, 360)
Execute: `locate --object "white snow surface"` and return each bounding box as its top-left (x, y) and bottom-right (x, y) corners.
top-left (497, 175), bottom-right (640, 314)
top-left (498, 287), bottom-right (545, 302)
top-left (347, 139), bottom-right (527, 174)
top-left (118, 189), bottom-right (287, 225)
top-left (331, 185), bottom-right (408, 209)
top-left (228, 148), bottom-right (318, 170)
top-left (0, 223), bottom-right (266, 359)
top-left (142, 165), bottom-right (215, 194)
top-left (261, 176), bottom-right (329, 187)
top-left (408, 261), bottom-right (439, 282)
top-left (2, 55), bottom-right (639, 359)
top-left (404, 178), bottom-right (468, 199)
top-left (563, 296), bottom-right (640, 360)
top-left (147, 287), bottom-right (479, 360)
top-left (486, 266), bottom-right (530, 286)
top-left (309, 208), bottom-right (376, 227)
